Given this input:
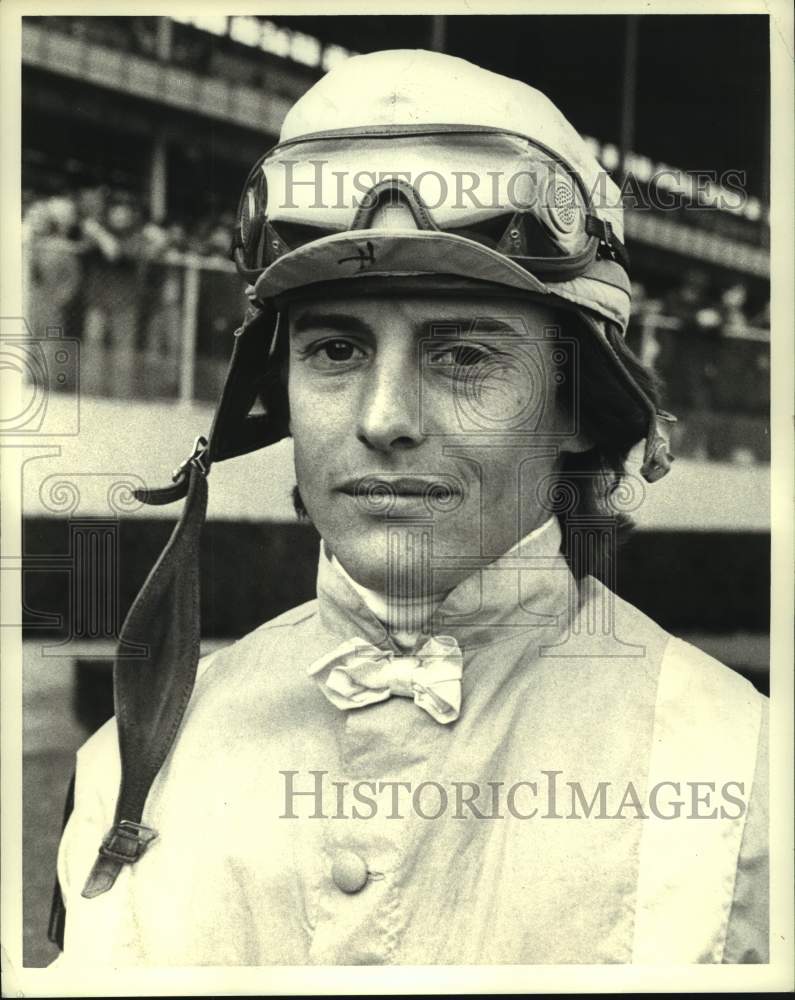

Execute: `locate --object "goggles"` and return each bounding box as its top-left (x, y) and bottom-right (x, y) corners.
top-left (231, 126), bottom-right (629, 296)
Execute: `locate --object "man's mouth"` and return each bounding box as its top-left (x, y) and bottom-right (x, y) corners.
top-left (335, 475), bottom-right (467, 518)
top-left (337, 475), bottom-right (463, 497)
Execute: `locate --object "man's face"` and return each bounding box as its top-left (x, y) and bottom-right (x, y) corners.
top-left (287, 290), bottom-right (588, 593)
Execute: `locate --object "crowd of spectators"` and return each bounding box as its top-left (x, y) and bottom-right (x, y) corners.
top-left (22, 186), bottom-right (240, 399)
top-left (22, 186), bottom-right (234, 263)
top-left (628, 271), bottom-right (770, 463)
top-left (630, 270), bottom-right (769, 337)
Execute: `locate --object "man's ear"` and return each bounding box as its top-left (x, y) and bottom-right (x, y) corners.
top-left (291, 484), bottom-right (310, 520)
top-left (549, 380), bottom-right (593, 454)
top-left (559, 427), bottom-right (594, 455)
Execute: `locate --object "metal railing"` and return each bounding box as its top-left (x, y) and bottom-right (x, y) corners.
top-left (626, 312), bottom-right (769, 463)
top-left (22, 242), bottom-right (244, 404)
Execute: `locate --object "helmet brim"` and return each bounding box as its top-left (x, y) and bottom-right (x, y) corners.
top-left (252, 228), bottom-right (550, 303)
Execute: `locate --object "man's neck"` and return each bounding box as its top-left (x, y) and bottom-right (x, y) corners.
top-left (330, 517), bottom-right (557, 649)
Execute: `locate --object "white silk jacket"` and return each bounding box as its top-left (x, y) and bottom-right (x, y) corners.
top-left (55, 518), bottom-right (768, 966)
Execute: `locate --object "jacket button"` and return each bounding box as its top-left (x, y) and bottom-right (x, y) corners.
top-left (331, 851), bottom-right (369, 893)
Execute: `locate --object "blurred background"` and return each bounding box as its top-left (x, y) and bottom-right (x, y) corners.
top-left (19, 14), bottom-right (770, 966)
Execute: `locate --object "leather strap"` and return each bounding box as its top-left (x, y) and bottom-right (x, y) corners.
top-left (134, 476), bottom-right (190, 506)
top-left (77, 302), bottom-right (284, 903)
top-left (82, 463), bottom-right (208, 898)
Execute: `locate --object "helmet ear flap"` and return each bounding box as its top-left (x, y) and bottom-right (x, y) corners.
top-left (256, 311), bottom-right (291, 438)
top-left (206, 302), bottom-right (289, 465)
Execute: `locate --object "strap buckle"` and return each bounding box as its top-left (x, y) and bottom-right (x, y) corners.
top-left (98, 819), bottom-right (158, 865)
top-left (586, 214), bottom-right (629, 268)
top-left (172, 434), bottom-right (209, 483)
top-left (586, 213), bottom-right (611, 243)
top-left (640, 409), bottom-right (677, 483)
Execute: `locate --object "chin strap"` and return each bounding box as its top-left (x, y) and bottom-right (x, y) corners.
top-left (82, 462), bottom-right (208, 898)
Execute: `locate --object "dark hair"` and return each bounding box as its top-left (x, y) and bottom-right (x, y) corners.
top-left (553, 312), bottom-right (662, 582)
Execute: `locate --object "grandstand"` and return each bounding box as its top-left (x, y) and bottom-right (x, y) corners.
top-left (18, 15), bottom-right (770, 966)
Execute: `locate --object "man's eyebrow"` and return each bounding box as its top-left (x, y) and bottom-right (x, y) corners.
top-left (421, 318), bottom-right (524, 335)
top-left (291, 312), bottom-right (526, 337)
top-left (291, 312), bottom-right (373, 336)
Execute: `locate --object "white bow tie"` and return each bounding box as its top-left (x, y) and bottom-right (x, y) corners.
top-left (307, 635), bottom-right (464, 724)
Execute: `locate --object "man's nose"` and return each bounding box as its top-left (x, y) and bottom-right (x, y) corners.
top-left (356, 354), bottom-right (425, 452)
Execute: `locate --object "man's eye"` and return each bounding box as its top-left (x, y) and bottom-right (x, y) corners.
top-left (310, 340), bottom-right (364, 365)
top-left (323, 340), bottom-right (356, 361)
top-left (428, 344), bottom-right (490, 367)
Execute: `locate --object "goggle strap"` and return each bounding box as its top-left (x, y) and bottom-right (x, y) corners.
top-left (586, 215), bottom-right (631, 271)
top-left (229, 224), bottom-right (245, 260)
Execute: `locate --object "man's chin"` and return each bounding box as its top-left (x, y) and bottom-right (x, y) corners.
top-left (303, 493), bottom-right (473, 594)
top-left (330, 541), bottom-right (391, 593)
top-left (326, 524), bottom-right (472, 598)
top-left (325, 523), bottom-right (430, 592)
